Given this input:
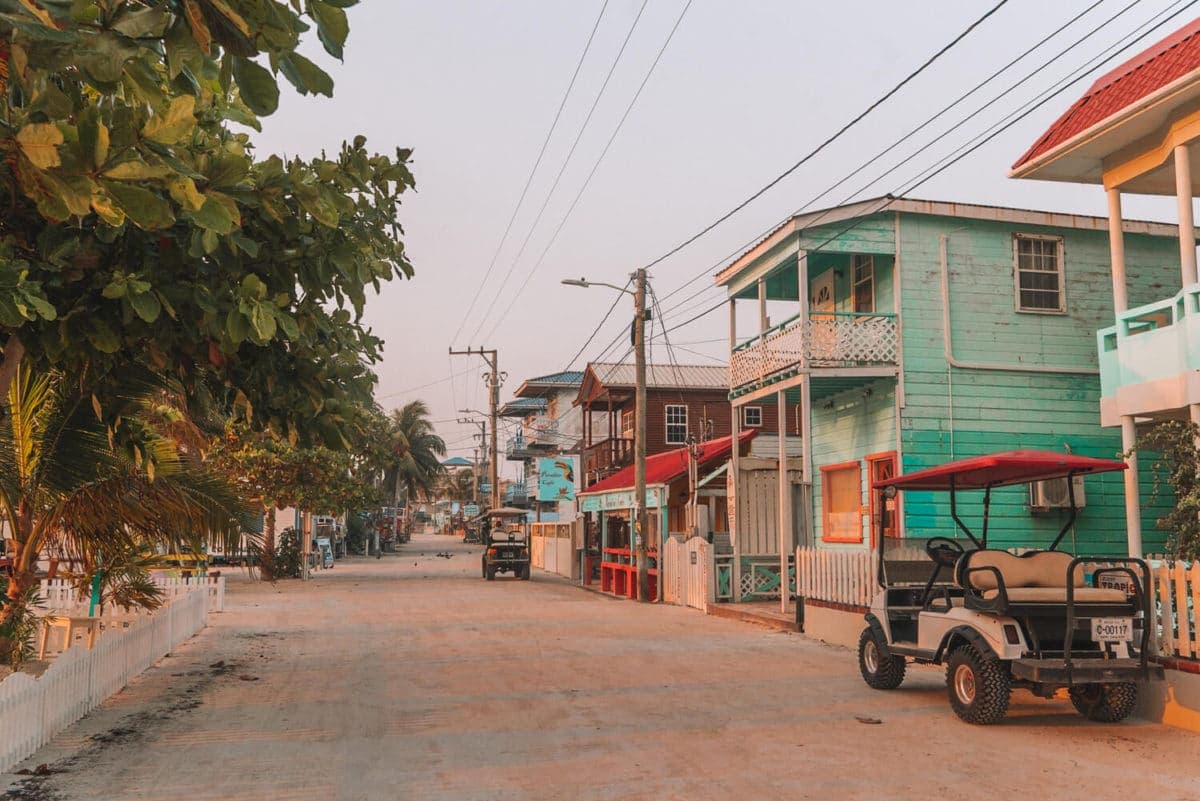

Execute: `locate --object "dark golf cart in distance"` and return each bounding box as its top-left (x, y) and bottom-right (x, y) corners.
top-left (858, 450), bottom-right (1162, 724)
top-left (481, 507), bottom-right (531, 581)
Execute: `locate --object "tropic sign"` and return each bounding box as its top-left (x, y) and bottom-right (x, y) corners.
top-left (536, 456), bottom-right (577, 502)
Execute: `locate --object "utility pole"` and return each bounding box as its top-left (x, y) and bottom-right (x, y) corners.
top-left (450, 347), bottom-right (504, 511)
top-left (561, 271), bottom-right (651, 602)
top-left (633, 268), bottom-right (650, 602)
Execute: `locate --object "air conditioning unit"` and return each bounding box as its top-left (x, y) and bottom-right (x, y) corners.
top-left (1029, 476), bottom-right (1086, 511)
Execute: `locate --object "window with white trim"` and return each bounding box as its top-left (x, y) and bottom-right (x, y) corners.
top-left (665, 404), bottom-right (688, 444)
top-left (1014, 234), bottom-right (1065, 313)
top-left (743, 406), bottom-right (762, 427)
top-left (852, 254), bottom-right (874, 313)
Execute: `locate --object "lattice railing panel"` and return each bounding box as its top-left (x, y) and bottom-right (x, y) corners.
top-left (730, 314), bottom-right (897, 389)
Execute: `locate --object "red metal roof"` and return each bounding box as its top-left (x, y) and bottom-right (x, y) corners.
top-left (580, 431), bottom-right (756, 496)
top-left (878, 450), bottom-right (1126, 492)
top-left (1013, 17), bottom-right (1200, 171)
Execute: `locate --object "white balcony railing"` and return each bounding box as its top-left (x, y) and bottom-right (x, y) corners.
top-left (730, 312), bottom-right (899, 390)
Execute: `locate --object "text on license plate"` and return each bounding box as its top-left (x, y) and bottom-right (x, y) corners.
top-left (1091, 617), bottom-right (1133, 642)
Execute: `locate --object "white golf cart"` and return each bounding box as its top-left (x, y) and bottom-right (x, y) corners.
top-left (858, 450), bottom-right (1162, 724)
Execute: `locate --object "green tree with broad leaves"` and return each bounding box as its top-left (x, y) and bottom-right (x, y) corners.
top-left (0, 0), bottom-right (414, 445)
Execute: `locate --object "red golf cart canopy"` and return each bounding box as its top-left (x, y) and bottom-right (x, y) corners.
top-left (877, 450), bottom-right (1127, 491)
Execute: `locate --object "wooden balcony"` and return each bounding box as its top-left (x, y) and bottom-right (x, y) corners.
top-left (583, 437), bottom-right (634, 483)
top-left (1097, 283), bottom-right (1200, 425)
top-left (729, 312), bottom-right (899, 394)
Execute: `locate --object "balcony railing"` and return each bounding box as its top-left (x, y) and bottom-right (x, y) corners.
top-left (583, 437), bottom-right (634, 480)
top-left (729, 312), bottom-right (899, 390)
top-left (1098, 283), bottom-right (1200, 400)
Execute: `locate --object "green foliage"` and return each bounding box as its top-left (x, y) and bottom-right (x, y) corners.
top-left (273, 526), bottom-right (303, 579)
top-left (63, 541), bottom-right (165, 614)
top-left (0, 586), bottom-right (44, 668)
top-left (0, 0), bottom-right (416, 447)
top-left (380, 401), bottom-right (447, 504)
top-left (345, 512), bottom-right (369, 553)
top-left (1137, 420), bottom-right (1200, 561)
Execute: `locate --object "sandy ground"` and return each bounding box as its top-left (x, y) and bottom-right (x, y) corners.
top-left (3, 531), bottom-right (1199, 801)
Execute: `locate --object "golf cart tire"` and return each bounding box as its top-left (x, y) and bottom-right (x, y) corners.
top-left (946, 644), bottom-right (1010, 725)
top-left (858, 627), bottom-right (906, 690)
top-left (1068, 682), bottom-right (1137, 723)
top-left (481, 556), bottom-right (487, 578)
top-left (520, 564), bottom-right (531, 581)
top-left (486, 566), bottom-right (496, 581)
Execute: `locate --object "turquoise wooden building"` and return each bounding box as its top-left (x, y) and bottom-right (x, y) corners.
top-left (716, 197), bottom-right (1182, 558)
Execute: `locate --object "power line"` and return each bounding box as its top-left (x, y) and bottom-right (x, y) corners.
top-left (451, 0), bottom-right (611, 346)
top-left (481, 0), bottom-right (694, 342)
top-left (639, 0), bottom-right (1010, 274)
top-left (563, 274), bottom-right (633, 370)
top-left (650, 0), bottom-right (1175, 334)
top-left (466, 0), bottom-right (652, 343)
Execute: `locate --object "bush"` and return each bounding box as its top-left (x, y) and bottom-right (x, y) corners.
top-left (1138, 420), bottom-right (1200, 561)
top-left (0, 588), bottom-right (46, 668)
top-left (346, 514), bottom-right (370, 554)
top-left (274, 528), bottom-right (304, 579)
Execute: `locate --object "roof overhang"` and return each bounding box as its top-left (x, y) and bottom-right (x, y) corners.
top-left (877, 450), bottom-right (1127, 492)
top-left (1011, 68), bottom-right (1200, 190)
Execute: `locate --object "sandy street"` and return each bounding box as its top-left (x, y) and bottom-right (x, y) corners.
top-left (2, 531), bottom-right (1198, 801)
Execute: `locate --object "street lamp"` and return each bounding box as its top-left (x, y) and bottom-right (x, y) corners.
top-left (562, 270), bottom-right (651, 602)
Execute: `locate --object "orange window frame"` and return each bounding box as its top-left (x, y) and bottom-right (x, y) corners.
top-left (866, 451), bottom-right (901, 547)
top-left (821, 460), bottom-right (863, 544)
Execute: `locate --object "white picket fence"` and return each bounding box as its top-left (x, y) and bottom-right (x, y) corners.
top-left (1151, 560), bottom-right (1199, 660)
top-left (0, 587), bottom-right (209, 773)
top-left (38, 576), bottom-right (225, 614)
top-left (796, 547), bottom-right (875, 609)
top-left (661, 535), bottom-right (712, 612)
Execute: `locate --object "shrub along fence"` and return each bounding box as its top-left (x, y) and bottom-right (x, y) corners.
top-left (0, 587), bottom-right (209, 773)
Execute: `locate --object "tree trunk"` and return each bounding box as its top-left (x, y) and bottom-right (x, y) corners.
top-left (0, 333), bottom-right (24, 404)
top-left (260, 506), bottom-right (276, 581)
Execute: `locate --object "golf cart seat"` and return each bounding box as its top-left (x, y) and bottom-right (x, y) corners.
top-left (956, 550), bottom-right (1130, 612)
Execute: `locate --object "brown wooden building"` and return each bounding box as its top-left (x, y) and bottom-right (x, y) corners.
top-left (575, 362), bottom-right (799, 488)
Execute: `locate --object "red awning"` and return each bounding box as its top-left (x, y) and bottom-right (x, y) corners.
top-left (581, 431), bottom-right (757, 496)
top-left (877, 450), bottom-right (1127, 492)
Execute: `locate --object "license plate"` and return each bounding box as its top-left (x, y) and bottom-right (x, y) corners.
top-left (1091, 617), bottom-right (1133, 642)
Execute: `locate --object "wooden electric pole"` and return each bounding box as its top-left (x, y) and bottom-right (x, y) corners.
top-left (449, 347), bottom-right (503, 511)
top-left (633, 268), bottom-right (650, 602)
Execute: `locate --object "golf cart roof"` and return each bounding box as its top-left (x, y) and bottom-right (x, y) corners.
top-left (487, 507), bottom-right (528, 518)
top-left (877, 450), bottom-right (1127, 491)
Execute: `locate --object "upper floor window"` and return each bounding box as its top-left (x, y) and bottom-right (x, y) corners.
top-left (665, 405), bottom-right (688, 444)
top-left (1013, 234), bottom-right (1065, 313)
top-left (621, 407), bottom-right (634, 439)
top-left (852, 255), bottom-right (874, 313)
top-left (743, 406), bottom-right (762, 427)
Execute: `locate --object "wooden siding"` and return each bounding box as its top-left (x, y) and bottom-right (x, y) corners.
top-left (809, 380), bottom-right (898, 546)
top-left (896, 213), bottom-right (1180, 555)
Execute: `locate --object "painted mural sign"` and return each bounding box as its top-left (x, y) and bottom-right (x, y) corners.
top-left (537, 456), bottom-right (577, 502)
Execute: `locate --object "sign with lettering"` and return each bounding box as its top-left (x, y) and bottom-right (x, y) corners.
top-left (580, 485), bottom-right (665, 513)
top-left (537, 456), bottom-right (577, 502)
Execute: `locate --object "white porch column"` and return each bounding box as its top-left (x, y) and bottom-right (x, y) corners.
top-left (758, 278), bottom-right (768, 332)
top-left (797, 250), bottom-right (809, 368)
top-left (777, 389), bottom-right (791, 614)
top-left (1108, 188), bottom-right (1129, 311)
top-left (1109, 187), bottom-right (1143, 558)
top-left (731, 406), bottom-right (742, 602)
top-left (1175, 144), bottom-right (1198, 286)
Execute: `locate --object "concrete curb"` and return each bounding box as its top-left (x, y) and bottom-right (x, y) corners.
top-left (706, 604), bottom-right (798, 633)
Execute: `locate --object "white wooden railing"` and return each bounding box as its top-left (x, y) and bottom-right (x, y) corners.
top-left (796, 547), bottom-right (875, 609)
top-left (730, 312), bottom-right (899, 390)
top-left (39, 576), bottom-right (225, 614)
top-left (662, 535), bottom-right (712, 612)
top-left (0, 588), bottom-right (209, 773)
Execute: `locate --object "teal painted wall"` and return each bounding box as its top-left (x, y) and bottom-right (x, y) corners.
top-left (894, 213), bottom-right (1179, 556)
top-left (809, 379), bottom-right (897, 547)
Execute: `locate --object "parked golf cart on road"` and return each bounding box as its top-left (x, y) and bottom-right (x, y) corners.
top-left (858, 450), bottom-right (1162, 725)
top-left (481, 507), bottom-right (531, 581)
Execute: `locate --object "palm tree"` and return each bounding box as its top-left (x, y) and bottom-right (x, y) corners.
top-left (438, 468), bottom-right (476, 503)
top-left (383, 400), bottom-right (446, 506)
top-left (0, 366), bottom-right (253, 662)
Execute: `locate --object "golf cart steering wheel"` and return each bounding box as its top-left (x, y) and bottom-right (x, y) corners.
top-left (925, 537), bottom-right (965, 568)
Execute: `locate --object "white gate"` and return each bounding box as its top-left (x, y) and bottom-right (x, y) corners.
top-left (663, 535), bottom-right (712, 612)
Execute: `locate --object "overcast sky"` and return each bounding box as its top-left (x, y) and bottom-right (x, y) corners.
top-left (253, 0), bottom-right (1194, 475)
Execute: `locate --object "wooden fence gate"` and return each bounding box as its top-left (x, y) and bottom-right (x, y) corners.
top-left (662, 535), bottom-right (712, 612)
